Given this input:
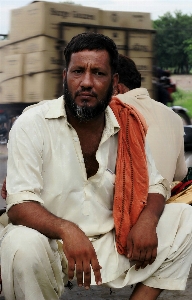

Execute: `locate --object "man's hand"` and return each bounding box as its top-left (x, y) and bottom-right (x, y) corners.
top-left (126, 193), bottom-right (165, 271)
top-left (127, 216), bottom-right (158, 270)
top-left (1, 179), bottom-right (7, 200)
top-left (8, 202), bottom-right (102, 289)
top-left (61, 222), bottom-right (102, 289)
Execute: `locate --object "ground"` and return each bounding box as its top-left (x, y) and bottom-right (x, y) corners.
top-left (171, 74), bottom-right (192, 91)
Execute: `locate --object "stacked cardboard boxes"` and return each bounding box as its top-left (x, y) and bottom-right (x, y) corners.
top-left (0, 1), bottom-right (154, 104)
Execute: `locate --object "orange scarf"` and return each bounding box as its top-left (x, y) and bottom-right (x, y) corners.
top-left (109, 97), bottom-right (149, 255)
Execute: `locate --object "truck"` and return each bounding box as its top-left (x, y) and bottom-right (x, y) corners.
top-left (0, 1), bottom-right (155, 138)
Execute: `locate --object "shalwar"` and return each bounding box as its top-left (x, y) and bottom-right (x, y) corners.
top-left (1, 96), bottom-right (192, 299)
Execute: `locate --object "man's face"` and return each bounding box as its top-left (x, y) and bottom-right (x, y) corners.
top-left (63, 50), bottom-right (118, 121)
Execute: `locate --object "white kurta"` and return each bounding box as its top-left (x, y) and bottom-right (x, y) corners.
top-left (1, 97), bottom-right (192, 299)
top-left (116, 88), bottom-right (187, 183)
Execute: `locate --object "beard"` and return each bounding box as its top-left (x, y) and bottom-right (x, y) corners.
top-left (63, 79), bottom-right (113, 122)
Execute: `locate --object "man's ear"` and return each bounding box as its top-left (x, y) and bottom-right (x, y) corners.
top-left (112, 73), bottom-right (119, 96)
top-left (63, 68), bottom-right (67, 81)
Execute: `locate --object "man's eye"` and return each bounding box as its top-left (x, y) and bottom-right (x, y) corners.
top-left (73, 70), bottom-right (82, 74)
top-left (95, 71), bottom-right (105, 76)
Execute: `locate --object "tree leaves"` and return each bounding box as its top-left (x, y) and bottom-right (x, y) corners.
top-left (153, 11), bottom-right (192, 73)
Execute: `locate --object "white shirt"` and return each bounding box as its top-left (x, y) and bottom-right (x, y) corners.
top-left (6, 96), bottom-right (170, 283)
top-left (116, 88), bottom-right (187, 183)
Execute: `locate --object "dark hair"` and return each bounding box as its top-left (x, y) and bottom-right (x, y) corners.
top-left (64, 32), bottom-right (119, 74)
top-left (117, 54), bottom-right (141, 90)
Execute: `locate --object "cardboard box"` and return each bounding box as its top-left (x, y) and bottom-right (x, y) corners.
top-left (1, 77), bottom-right (23, 103)
top-left (0, 40), bottom-right (11, 72)
top-left (3, 36), bottom-right (59, 58)
top-left (100, 10), bottom-right (153, 30)
top-left (128, 32), bottom-right (153, 58)
top-left (140, 72), bottom-right (153, 90)
top-left (4, 54), bottom-right (24, 80)
top-left (98, 29), bottom-right (127, 53)
top-left (25, 51), bottom-right (64, 74)
top-left (62, 26), bottom-right (96, 47)
top-left (24, 70), bottom-right (63, 103)
top-left (25, 36), bottom-right (59, 53)
top-left (130, 57), bottom-right (153, 73)
top-left (9, 2), bottom-right (100, 41)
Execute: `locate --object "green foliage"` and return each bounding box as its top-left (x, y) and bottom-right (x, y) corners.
top-left (153, 11), bottom-right (192, 73)
top-left (172, 89), bottom-right (192, 117)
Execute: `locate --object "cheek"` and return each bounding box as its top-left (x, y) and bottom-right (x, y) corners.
top-left (97, 81), bottom-right (112, 97)
top-left (67, 79), bottom-right (79, 94)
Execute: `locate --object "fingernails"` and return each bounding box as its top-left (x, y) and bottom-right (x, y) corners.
top-left (97, 281), bottom-right (102, 285)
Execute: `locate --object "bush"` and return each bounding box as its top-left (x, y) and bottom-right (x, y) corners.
top-left (171, 89), bottom-right (192, 118)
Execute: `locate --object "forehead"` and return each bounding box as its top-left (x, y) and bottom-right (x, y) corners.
top-left (68, 49), bottom-right (111, 69)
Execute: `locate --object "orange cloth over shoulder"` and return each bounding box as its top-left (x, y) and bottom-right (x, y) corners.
top-left (109, 97), bottom-right (149, 256)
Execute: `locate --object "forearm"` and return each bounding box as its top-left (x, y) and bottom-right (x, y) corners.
top-left (138, 193), bottom-right (165, 226)
top-left (8, 201), bottom-right (77, 241)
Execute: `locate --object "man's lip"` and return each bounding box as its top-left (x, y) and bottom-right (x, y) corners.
top-left (78, 93), bottom-right (94, 97)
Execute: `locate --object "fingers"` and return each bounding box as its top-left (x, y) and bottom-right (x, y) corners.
top-left (134, 248), bottom-right (157, 270)
top-left (91, 258), bottom-right (102, 286)
top-left (76, 260), bottom-right (84, 287)
top-left (68, 258), bottom-right (75, 281)
top-left (126, 237), bottom-right (133, 259)
top-left (67, 254), bottom-right (102, 289)
top-left (82, 261), bottom-right (91, 289)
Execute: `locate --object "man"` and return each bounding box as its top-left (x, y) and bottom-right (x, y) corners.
top-left (114, 54), bottom-right (187, 184)
top-left (1, 33), bottom-right (192, 300)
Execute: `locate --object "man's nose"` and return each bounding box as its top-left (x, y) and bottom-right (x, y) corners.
top-left (80, 72), bottom-right (93, 89)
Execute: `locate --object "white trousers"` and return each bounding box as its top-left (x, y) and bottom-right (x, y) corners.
top-left (1, 204), bottom-right (192, 300)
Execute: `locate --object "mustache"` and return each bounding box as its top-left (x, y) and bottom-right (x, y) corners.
top-left (74, 88), bottom-right (98, 98)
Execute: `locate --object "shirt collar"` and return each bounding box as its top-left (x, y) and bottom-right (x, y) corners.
top-left (45, 96), bottom-right (65, 119)
top-left (45, 96), bottom-right (120, 135)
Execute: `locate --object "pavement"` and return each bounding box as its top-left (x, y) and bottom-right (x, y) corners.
top-left (0, 145), bottom-right (192, 299)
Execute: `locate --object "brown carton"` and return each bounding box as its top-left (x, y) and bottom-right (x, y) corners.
top-left (128, 32), bottom-right (153, 58)
top-left (0, 40), bottom-right (11, 72)
top-left (100, 10), bottom-right (153, 30)
top-left (98, 29), bottom-right (127, 53)
top-left (24, 70), bottom-right (62, 103)
top-left (25, 51), bottom-right (64, 75)
top-left (130, 57), bottom-right (153, 73)
top-left (25, 36), bottom-right (59, 53)
top-left (140, 71), bottom-right (153, 90)
top-left (9, 2), bottom-right (100, 41)
top-left (1, 77), bottom-right (23, 103)
top-left (4, 54), bottom-right (24, 80)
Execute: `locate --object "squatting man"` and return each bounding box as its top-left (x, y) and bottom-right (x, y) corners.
top-left (0, 32), bottom-right (192, 300)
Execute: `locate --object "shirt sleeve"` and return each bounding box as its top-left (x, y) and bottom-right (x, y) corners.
top-left (6, 112), bottom-right (45, 211)
top-left (145, 141), bottom-right (171, 200)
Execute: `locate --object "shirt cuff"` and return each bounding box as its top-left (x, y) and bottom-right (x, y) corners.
top-left (6, 191), bottom-right (44, 211)
top-left (149, 179), bottom-right (171, 200)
